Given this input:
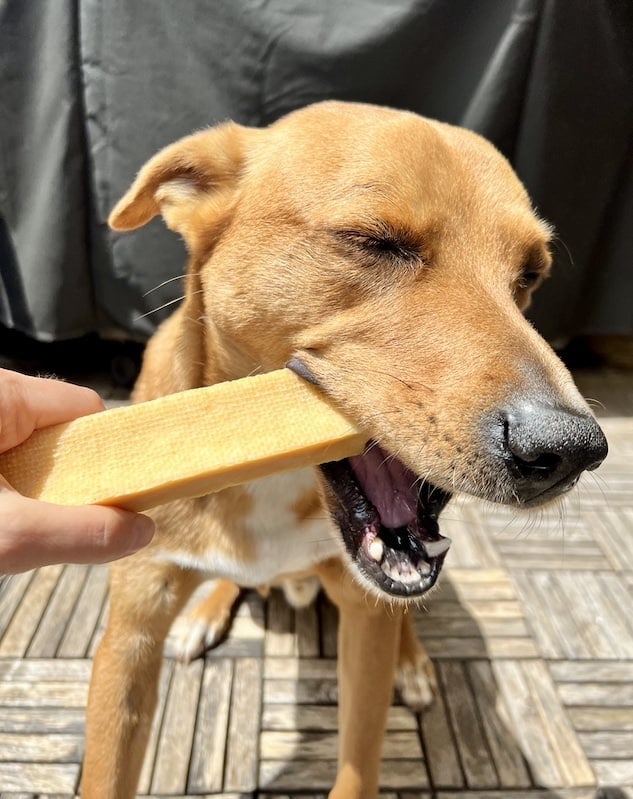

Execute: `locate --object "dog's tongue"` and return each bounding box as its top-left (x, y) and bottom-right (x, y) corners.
top-left (348, 445), bottom-right (418, 528)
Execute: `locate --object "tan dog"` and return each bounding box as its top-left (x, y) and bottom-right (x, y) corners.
top-left (81, 102), bottom-right (607, 799)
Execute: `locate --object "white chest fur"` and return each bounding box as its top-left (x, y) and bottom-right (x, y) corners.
top-left (160, 468), bottom-right (341, 585)
top-left (243, 468), bottom-right (341, 579)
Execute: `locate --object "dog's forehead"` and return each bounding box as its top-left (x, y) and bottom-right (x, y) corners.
top-left (251, 102), bottom-right (532, 220)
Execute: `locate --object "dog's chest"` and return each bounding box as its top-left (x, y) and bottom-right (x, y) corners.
top-left (164, 468), bottom-right (340, 586)
top-left (239, 468), bottom-right (340, 583)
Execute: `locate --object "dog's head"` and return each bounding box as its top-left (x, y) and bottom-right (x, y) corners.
top-left (111, 101), bottom-right (607, 600)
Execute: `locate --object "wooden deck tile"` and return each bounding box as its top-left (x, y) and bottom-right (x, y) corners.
top-left (0, 658), bottom-right (91, 682)
top-left (137, 660), bottom-right (174, 794)
top-left (557, 682), bottom-right (633, 707)
top-left (549, 655), bottom-right (633, 790)
top-left (261, 703), bottom-right (417, 732)
top-left (577, 731), bottom-right (633, 759)
top-left (492, 660), bottom-right (595, 787)
top-left (259, 758), bottom-right (337, 791)
top-left (438, 661), bottom-right (499, 788)
top-left (223, 657), bottom-right (262, 792)
top-left (0, 731), bottom-right (82, 762)
top-left (260, 729), bottom-right (423, 760)
top-left (0, 572), bottom-right (35, 639)
top-left (513, 570), bottom-right (633, 660)
top-left (86, 593), bottom-right (109, 657)
top-left (549, 660), bottom-right (633, 682)
top-left (586, 508), bottom-right (633, 572)
top-left (263, 675), bottom-right (339, 705)
top-left (265, 590), bottom-right (297, 657)
top-left (27, 566), bottom-right (88, 658)
top-left (0, 566), bottom-right (64, 657)
top-left (417, 571), bottom-right (538, 659)
top-left (467, 660), bottom-right (532, 788)
top-left (555, 573), bottom-right (624, 659)
top-left (435, 791), bottom-right (604, 799)
top-left (419, 669), bottom-right (464, 788)
top-left (150, 659), bottom-right (203, 794)
top-left (0, 680), bottom-right (87, 708)
top-left (188, 658), bottom-right (233, 793)
top-left (494, 539), bottom-right (611, 571)
top-left (0, 762), bottom-right (79, 792)
top-left (295, 602), bottom-right (321, 657)
top-left (263, 793), bottom-right (329, 799)
top-left (260, 757), bottom-right (430, 791)
top-left (56, 566), bottom-right (109, 658)
top-left (141, 794), bottom-right (253, 799)
top-left (0, 707), bottom-right (85, 735)
top-left (591, 760), bottom-right (633, 785)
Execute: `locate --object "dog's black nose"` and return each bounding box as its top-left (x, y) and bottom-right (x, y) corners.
top-left (501, 402), bottom-right (608, 503)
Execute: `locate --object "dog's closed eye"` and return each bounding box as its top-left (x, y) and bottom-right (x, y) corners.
top-left (333, 223), bottom-right (428, 269)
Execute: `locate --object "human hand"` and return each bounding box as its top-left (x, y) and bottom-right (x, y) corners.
top-left (0, 368), bottom-right (154, 574)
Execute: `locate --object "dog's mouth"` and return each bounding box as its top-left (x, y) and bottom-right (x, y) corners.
top-left (320, 444), bottom-right (452, 599)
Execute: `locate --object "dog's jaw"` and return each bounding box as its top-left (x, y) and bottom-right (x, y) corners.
top-left (286, 358), bottom-right (452, 600)
top-left (319, 447), bottom-right (452, 601)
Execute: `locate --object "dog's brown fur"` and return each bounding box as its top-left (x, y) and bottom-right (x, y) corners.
top-left (82, 102), bottom-right (596, 798)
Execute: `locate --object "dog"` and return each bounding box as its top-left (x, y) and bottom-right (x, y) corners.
top-left (81, 101), bottom-right (607, 799)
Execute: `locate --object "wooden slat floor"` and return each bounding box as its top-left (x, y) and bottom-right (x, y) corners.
top-left (0, 367), bottom-right (631, 798)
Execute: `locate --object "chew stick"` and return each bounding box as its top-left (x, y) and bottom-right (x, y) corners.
top-left (0, 369), bottom-right (367, 512)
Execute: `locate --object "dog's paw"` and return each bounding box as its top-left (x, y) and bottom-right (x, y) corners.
top-left (395, 650), bottom-right (437, 712)
top-left (172, 579), bottom-right (240, 663)
top-left (174, 615), bottom-right (228, 663)
top-left (281, 575), bottom-right (321, 609)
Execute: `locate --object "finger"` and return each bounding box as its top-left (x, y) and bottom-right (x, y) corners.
top-left (0, 369), bottom-right (104, 452)
top-left (0, 488), bottom-right (155, 574)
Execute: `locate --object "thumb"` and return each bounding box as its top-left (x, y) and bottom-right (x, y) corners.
top-left (0, 482), bottom-right (155, 574)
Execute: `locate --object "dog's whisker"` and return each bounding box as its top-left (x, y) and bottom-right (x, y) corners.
top-left (583, 470), bottom-right (610, 508)
top-left (136, 289), bottom-right (207, 322)
top-left (551, 234), bottom-right (575, 268)
top-left (135, 295), bottom-right (185, 321)
top-left (583, 396), bottom-right (606, 411)
top-left (143, 273), bottom-right (185, 297)
top-left (358, 367), bottom-right (434, 393)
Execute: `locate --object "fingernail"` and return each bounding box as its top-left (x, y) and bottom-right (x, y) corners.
top-left (129, 515), bottom-right (155, 552)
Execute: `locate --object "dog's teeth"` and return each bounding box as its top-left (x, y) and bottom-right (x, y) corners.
top-left (424, 537), bottom-right (452, 558)
top-left (368, 538), bottom-right (384, 562)
top-left (417, 561), bottom-right (431, 576)
top-left (381, 561), bottom-right (402, 582)
top-left (380, 559), bottom-right (423, 585)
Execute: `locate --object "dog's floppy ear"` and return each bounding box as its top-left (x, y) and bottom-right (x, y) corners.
top-left (108, 122), bottom-right (249, 240)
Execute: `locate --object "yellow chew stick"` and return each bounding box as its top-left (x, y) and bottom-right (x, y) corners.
top-left (0, 369), bottom-right (367, 512)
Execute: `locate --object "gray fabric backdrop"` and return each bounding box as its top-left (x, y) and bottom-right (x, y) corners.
top-left (1, 0), bottom-right (632, 343)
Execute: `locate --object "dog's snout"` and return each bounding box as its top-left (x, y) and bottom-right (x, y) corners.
top-left (499, 402), bottom-right (608, 503)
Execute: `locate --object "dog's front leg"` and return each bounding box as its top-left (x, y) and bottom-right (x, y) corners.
top-left (81, 556), bottom-right (201, 799)
top-left (317, 559), bottom-right (402, 799)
